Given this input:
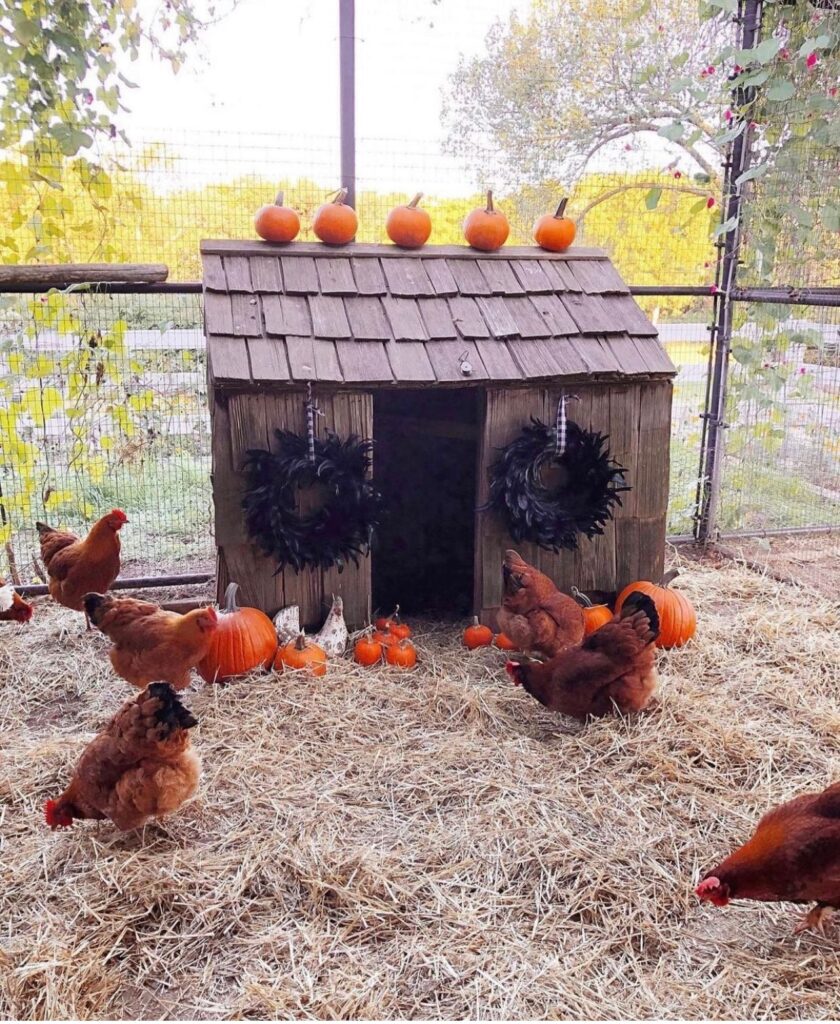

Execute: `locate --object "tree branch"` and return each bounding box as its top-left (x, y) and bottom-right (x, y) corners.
top-left (576, 181), bottom-right (711, 225)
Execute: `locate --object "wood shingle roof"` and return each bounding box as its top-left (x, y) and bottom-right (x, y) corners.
top-left (200, 241), bottom-right (675, 386)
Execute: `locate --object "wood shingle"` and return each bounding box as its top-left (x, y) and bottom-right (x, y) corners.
top-left (200, 241), bottom-right (673, 386)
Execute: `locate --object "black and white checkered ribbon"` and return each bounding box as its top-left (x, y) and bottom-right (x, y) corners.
top-left (555, 393), bottom-right (579, 456)
top-left (305, 381), bottom-right (322, 464)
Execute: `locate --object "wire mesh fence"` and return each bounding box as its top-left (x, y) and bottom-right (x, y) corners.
top-left (0, 290), bottom-right (213, 582)
top-left (0, 131), bottom-right (837, 591)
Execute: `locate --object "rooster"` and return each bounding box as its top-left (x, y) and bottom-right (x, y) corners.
top-left (505, 591), bottom-right (659, 719)
top-left (696, 783), bottom-right (840, 934)
top-left (0, 580), bottom-right (33, 623)
top-left (84, 592), bottom-right (218, 690)
top-left (497, 549), bottom-right (585, 659)
top-left (45, 683), bottom-right (201, 832)
top-left (36, 509), bottom-right (127, 626)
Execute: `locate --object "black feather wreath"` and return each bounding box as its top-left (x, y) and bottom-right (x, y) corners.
top-left (485, 417), bottom-right (630, 551)
top-left (242, 429), bottom-right (384, 573)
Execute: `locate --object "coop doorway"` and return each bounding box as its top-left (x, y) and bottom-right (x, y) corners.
top-left (372, 388), bottom-right (479, 618)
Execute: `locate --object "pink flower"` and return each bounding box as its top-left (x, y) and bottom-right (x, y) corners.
top-left (724, 108), bottom-right (733, 122)
top-left (707, 65), bottom-right (716, 75)
top-left (673, 170), bottom-right (682, 179)
top-left (707, 197), bottom-right (716, 209)
top-left (806, 52), bottom-right (819, 69)
top-left (709, 284), bottom-right (718, 295)
top-left (800, 367), bottom-right (807, 375)
top-left (780, 48), bottom-right (791, 60)
top-left (829, 87), bottom-right (838, 98)
top-left (733, 64), bottom-right (743, 75)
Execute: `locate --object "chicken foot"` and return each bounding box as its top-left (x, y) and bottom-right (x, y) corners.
top-left (793, 902), bottom-right (836, 935)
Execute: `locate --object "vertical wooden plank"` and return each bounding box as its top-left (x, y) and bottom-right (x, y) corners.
top-left (533, 387), bottom-right (577, 597)
top-left (475, 386), bottom-right (551, 622)
top-left (609, 383), bottom-right (643, 588)
top-left (321, 390), bottom-right (374, 629)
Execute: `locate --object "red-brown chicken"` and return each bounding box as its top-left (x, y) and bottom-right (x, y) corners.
top-left (696, 783), bottom-right (840, 934)
top-left (45, 683), bottom-right (201, 832)
top-left (496, 550), bottom-right (585, 659)
top-left (505, 591), bottom-right (660, 719)
top-left (0, 581), bottom-right (33, 623)
top-left (84, 592), bottom-right (218, 690)
top-left (36, 510), bottom-right (127, 623)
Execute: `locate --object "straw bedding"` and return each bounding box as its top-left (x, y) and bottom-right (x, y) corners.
top-left (1, 558), bottom-right (839, 1020)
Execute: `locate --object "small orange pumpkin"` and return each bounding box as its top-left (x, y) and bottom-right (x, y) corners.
top-left (494, 632), bottom-right (518, 651)
top-left (463, 190), bottom-right (509, 252)
top-left (386, 638), bottom-right (417, 670)
top-left (386, 192), bottom-right (432, 249)
top-left (373, 629), bottom-right (397, 648)
top-left (275, 631), bottom-right (327, 676)
top-left (614, 570), bottom-right (696, 649)
top-left (533, 197), bottom-right (576, 252)
top-left (375, 608), bottom-right (396, 631)
top-left (463, 616), bottom-right (493, 649)
top-left (354, 629), bottom-right (383, 667)
top-left (312, 188), bottom-right (358, 245)
top-left (254, 190), bottom-right (300, 243)
top-left (571, 586), bottom-right (613, 636)
top-left (198, 582), bottom-right (278, 683)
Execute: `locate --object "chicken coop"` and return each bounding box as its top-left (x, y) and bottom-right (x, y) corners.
top-left (201, 240), bottom-right (675, 628)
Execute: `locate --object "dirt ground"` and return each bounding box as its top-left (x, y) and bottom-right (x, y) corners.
top-left (1, 557), bottom-right (839, 1020)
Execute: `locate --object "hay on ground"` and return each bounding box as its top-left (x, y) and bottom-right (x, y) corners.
top-left (1, 558), bottom-right (839, 1019)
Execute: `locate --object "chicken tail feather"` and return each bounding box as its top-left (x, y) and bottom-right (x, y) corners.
top-left (618, 591), bottom-right (659, 640)
top-left (147, 682), bottom-right (198, 733)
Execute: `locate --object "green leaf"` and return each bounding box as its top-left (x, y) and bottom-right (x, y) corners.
top-left (799, 34), bottom-right (832, 58)
top-left (766, 79), bottom-right (795, 102)
top-left (821, 206), bottom-right (840, 232)
top-left (714, 217), bottom-right (738, 238)
top-left (751, 37), bottom-right (782, 63)
top-left (705, 0), bottom-right (737, 10)
top-left (735, 163), bottom-right (768, 186)
top-left (658, 122), bottom-right (685, 142)
top-left (645, 187), bottom-right (663, 211)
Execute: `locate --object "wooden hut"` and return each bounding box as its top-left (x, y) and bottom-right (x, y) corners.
top-left (201, 240), bottom-right (675, 628)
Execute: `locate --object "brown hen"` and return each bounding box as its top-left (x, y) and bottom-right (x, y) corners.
top-left (84, 592), bottom-right (217, 690)
top-left (696, 783), bottom-right (840, 934)
top-left (496, 549), bottom-right (584, 658)
top-left (45, 683), bottom-right (201, 832)
top-left (506, 591), bottom-right (659, 719)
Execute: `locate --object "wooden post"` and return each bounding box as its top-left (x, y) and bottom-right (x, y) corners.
top-left (339, 0), bottom-right (356, 209)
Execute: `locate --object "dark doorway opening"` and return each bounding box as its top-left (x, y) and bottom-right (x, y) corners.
top-left (372, 388), bottom-right (479, 617)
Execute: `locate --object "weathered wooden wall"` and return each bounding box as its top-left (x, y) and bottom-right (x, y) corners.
top-left (474, 381), bottom-right (671, 627)
top-left (212, 387), bottom-right (372, 627)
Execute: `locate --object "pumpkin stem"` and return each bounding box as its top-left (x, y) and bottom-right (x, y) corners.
top-left (554, 197), bottom-right (569, 219)
top-left (486, 189), bottom-right (494, 213)
top-left (407, 192), bottom-right (423, 208)
top-left (472, 615), bottom-right (480, 626)
top-left (392, 603), bottom-right (401, 623)
top-left (274, 190), bottom-right (284, 207)
top-left (222, 582), bottom-right (240, 614)
top-left (571, 586), bottom-right (593, 608)
top-left (661, 569), bottom-right (680, 587)
top-left (334, 187), bottom-right (348, 205)
top-left (294, 630), bottom-right (307, 650)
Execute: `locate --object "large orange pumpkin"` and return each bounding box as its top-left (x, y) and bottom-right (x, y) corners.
top-left (275, 631), bottom-right (327, 677)
top-left (571, 586), bottom-right (613, 636)
top-left (386, 192), bottom-right (432, 249)
top-left (198, 582), bottom-right (278, 682)
top-left (533, 197), bottom-right (576, 252)
top-left (254, 190), bottom-right (300, 243)
top-left (313, 188), bottom-right (358, 245)
top-left (463, 190), bottom-right (509, 252)
top-left (614, 570), bottom-right (696, 649)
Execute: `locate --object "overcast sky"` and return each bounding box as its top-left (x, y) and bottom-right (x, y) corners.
top-left (120, 0), bottom-right (662, 195)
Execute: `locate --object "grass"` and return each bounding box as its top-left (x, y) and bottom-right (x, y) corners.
top-left (1, 558), bottom-right (839, 1018)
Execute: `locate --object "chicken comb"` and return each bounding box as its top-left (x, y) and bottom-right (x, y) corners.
top-left (44, 799), bottom-right (72, 830)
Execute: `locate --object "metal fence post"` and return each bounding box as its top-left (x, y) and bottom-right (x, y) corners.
top-left (697, 0), bottom-right (763, 543)
top-left (339, 0), bottom-right (356, 210)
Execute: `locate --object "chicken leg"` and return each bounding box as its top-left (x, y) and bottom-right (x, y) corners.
top-left (794, 902), bottom-right (836, 935)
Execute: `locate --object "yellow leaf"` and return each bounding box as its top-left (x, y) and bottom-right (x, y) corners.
top-left (24, 354), bottom-right (57, 378)
top-left (8, 352), bottom-right (24, 374)
top-left (0, 523), bottom-right (10, 546)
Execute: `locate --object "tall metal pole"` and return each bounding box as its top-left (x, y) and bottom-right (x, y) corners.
top-left (697, 0), bottom-right (762, 543)
top-left (339, 0), bottom-right (356, 209)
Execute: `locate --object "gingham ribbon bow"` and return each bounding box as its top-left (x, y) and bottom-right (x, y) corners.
top-left (555, 393), bottom-right (579, 456)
